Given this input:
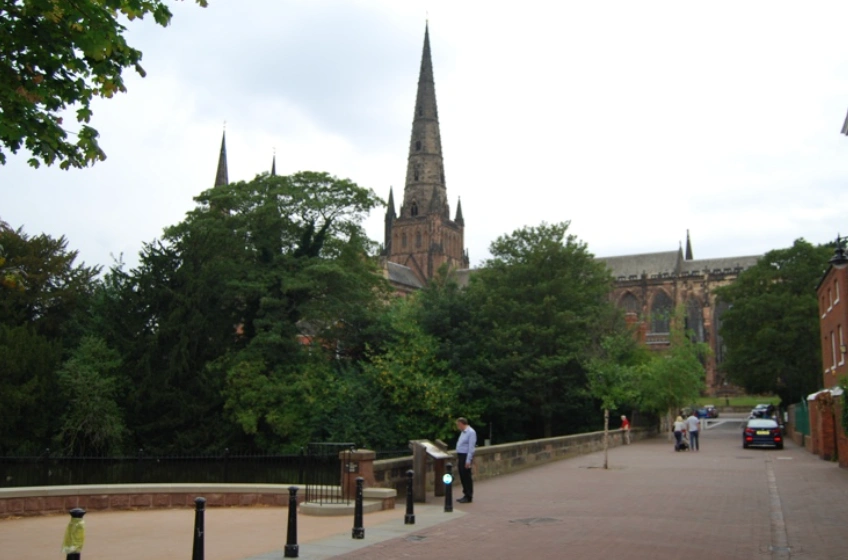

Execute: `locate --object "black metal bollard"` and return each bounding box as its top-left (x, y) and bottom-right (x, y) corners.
top-left (284, 486), bottom-right (299, 558)
top-left (404, 469), bottom-right (415, 525)
top-left (191, 497), bottom-right (206, 560)
top-left (444, 463), bottom-right (453, 513)
top-left (62, 508), bottom-right (86, 560)
top-left (352, 477), bottom-right (365, 539)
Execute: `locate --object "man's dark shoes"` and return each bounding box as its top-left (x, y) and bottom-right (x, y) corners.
top-left (457, 497), bottom-right (472, 503)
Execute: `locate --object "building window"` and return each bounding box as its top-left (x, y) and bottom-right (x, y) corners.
top-left (840, 325), bottom-right (845, 366)
top-left (410, 202), bottom-right (418, 217)
top-left (415, 231), bottom-right (422, 248)
top-left (832, 331), bottom-right (837, 370)
top-left (620, 292), bottom-right (640, 316)
top-left (402, 232), bottom-right (407, 248)
top-left (836, 280), bottom-right (841, 305)
top-left (829, 288), bottom-right (833, 311)
top-left (415, 140), bottom-right (421, 151)
top-left (413, 164), bottom-right (420, 181)
top-left (418, 105), bottom-right (423, 117)
top-left (650, 291), bottom-right (673, 334)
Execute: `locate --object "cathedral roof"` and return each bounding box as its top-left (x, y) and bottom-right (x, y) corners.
top-left (681, 255), bottom-right (760, 275)
top-left (385, 261), bottom-right (425, 289)
top-left (598, 250), bottom-right (759, 279)
top-left (598, 251), bottom-right (680, 279)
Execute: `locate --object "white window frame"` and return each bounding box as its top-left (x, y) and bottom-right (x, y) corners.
top-left (840, 325), bottom-right (845, 367)
top-left (831, 331), bottom-right (838, 370)
top-left (836, 280), bottom-right (841, 305)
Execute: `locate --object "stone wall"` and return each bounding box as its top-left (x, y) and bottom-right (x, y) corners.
top-left (374, 428), bottom-right (653, 493)
top-left (0, 484), bottom-right (395, 518)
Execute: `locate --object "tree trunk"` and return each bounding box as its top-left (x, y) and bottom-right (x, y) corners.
top-left (666, 409), bottom-right (674, 441)
top-left (603, 408), bottom-right (609, 470)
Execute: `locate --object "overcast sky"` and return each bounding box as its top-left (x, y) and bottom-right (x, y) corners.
top-left (4, 0), bottom-right (848, 272)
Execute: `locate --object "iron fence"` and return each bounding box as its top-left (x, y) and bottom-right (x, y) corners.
top-left (0, 450), bottom-right (319, 488)
top-left (303, 442), bottom-right (355, 505)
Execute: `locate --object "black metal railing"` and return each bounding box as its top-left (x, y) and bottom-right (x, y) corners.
top-left (0, 449), bottom-right (323, 488)
top-left (303, 442), bottom-right (355, 505)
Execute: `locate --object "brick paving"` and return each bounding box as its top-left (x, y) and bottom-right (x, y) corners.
top-left (3, 421), bottom-right (848, 559)
top-left (337, 421), bottom-right (848, 560)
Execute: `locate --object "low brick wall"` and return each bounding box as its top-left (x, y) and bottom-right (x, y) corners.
top-left (374, 428), bottom-right (653, 493)
top-left (0, 484), bottom-right (395, 518)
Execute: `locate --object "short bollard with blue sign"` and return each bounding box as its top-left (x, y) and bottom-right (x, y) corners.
top-left (444, 463), bottom-right (453, 513)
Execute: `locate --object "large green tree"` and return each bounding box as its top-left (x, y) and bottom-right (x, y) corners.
top-left (716, 239), bottom-right (832, 404)
top-left (93, 171), bottom-right (387, 452)
top-left (1, 0), bottom-right (207, 169)
top-left (465, 221), bottom-right (614, 440)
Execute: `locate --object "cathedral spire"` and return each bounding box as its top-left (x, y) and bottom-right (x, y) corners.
top-left (455, 197), bottom-right (464, 226)
top-left (401, 22), bottom-right (446, 218)
top-left (271, 151), bottom-right (277, 176)
top-left (214, 129), bottom-right (229, 187)
top-left (685, 230), bottom-right (694, 261)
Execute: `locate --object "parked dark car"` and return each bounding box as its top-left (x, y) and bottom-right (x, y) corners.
top-left (704, 405), bottom-right (718, 418)
top-left (743, 418), bottom-right (784, 449)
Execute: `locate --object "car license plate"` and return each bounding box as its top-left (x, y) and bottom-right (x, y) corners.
top-left (756, 430), bottom-right (770, 435)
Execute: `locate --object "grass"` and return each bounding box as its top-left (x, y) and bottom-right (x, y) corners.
top-left (694, 395), bottom-right (780, 408)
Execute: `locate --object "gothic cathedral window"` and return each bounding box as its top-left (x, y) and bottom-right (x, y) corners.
top-left (415, 140), bottom-right (421, 151)
top-left (411, 202), bottom-right (418, 216)
top-left (416, 231), bottom-right (422, 248)
top-left (402, 232), bottom-right (407, 248)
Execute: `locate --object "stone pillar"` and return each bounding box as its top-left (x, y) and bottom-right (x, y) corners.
top-left (411, 443), bottom-right (427, 503)
top-left (340, 449), bottom-right (376, 499)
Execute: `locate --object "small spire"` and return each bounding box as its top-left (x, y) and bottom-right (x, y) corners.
top-left (214, 128), bottom-right (229, 187)
top-left (455, 197), bottom-right (464, 225)
top-left (685, 230), bottom-right (694, 261)
top-left (386, 187), bottom-right (396, 219)
top-left (271, 149), bottom-right (277, 176)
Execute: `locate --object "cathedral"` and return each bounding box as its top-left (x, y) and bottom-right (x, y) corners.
top-left (207, 23), bottom-right (760, 394)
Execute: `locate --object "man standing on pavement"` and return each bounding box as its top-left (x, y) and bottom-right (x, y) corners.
top-left (621, 415), bottom-right (631, 445)
top-left (455, 417), bottom-right (476, 503)
top-left (686, 410), bottom-right (701, 451)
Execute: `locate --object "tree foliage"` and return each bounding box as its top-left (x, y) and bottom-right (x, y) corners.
top-left (0, 324), bottom-right (63, 453)
top-left (0, 0), bottom-right (207, 169)
top-left (464, 221), bottom-right (614, 439)
top-left (360, 296), bottom-right (466, 446)
top-left (55, 336), bottom-right (126, 456)
top-left (0, 224), bottom-right (99, 337)
top-left (637, 307), bottom-right (708, 428)
top-left (716, 239), bottom-right (831, 404)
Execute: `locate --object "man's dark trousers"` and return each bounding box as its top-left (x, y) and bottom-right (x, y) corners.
top-left (457, 453), bottom-right (473, 499)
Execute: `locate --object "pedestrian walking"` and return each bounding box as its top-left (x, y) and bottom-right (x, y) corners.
top-left (621, 415), bottom-right (631, 445)
top-left (673, 415), bottom-right (686, 451)
top-left (455, 417), bottom-right (476, 503)
top-left (686, 410), bottom-right (701, 451)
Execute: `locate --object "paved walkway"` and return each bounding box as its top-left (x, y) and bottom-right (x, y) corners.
top-left (3, 423), bottom-right (848, 559)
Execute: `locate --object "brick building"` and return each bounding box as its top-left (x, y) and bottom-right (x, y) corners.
top-left (807, 241), bottom-right (848, 465)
